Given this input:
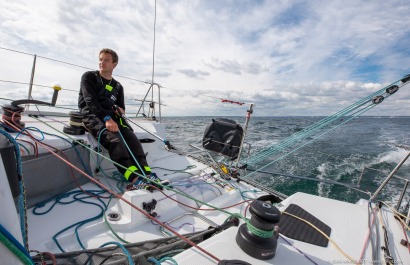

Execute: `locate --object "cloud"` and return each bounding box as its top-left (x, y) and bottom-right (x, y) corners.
top-left (205, 58), bottom-right (268, 75)
top-left (0, 0), bottom-right (409, 117)
top-left (177, 69), bottom-right (210, 79)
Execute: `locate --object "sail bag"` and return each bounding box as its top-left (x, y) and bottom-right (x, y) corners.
top-left (202, 118), bottom-right (243, 158)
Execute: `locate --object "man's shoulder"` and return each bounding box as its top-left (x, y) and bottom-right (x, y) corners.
top-left (82, 70), bottom-right (98, 79)
top-left (112, 78), bottom-right (123, 89)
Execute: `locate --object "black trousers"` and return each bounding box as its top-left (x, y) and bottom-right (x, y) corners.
top-left (83, 114), bottom-right (150, 182)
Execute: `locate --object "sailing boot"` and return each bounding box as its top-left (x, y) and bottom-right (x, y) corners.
top-left (145, 172), bottom-right (170, 192)
top-left (126, 177), bottom-right (149, 191)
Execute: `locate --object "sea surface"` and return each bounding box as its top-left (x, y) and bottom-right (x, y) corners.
top-left (163, 116), bottom-right (410, 209)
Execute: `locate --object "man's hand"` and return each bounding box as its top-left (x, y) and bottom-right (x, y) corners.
top-left (113, 105), bottom-right (125, 116)
top-left (105, 118), bottom-right (119, 132)
top-left (118, 107), bottom-right (125, 115)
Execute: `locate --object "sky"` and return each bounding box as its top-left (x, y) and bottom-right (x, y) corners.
top-left (1, 0), bottom-right (410, 117)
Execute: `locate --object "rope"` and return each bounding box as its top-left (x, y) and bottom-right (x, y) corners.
top-left (18, 114), bottom-right (300, 263)
top-left (117, 129), bottom-right (147, 177)
top-left (377, 203), bottom-right (395, 265)
top-left (33, 190), bottom-right (108, 252)
top-left (33, 115), bottom-right (243, 218)
top-left (0, 226), bottom-right (33, 265)
top-left (151, 0), bottom-right (157, 85)
top-left (16, 127), bottom-right (221, 262)
top-left (280, 235), bottom-right (319, 265)
top-left (148, 256), bottom-right (179, 265)
top-left (98, 241), bottom-right (134, 265)
top-left (282, 211), bottom-right (359, 264)
top-left (358, 203), bottom-right (377, 263)
top-left (243, 77), bottom-right (405, 173)
top-left (244, 219), bottom-right (274, 238)
top-left (0, 129), bottom-right (30, 251)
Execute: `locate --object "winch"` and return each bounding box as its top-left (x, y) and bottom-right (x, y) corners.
top-left (236, 199), bottom-right (281, 260)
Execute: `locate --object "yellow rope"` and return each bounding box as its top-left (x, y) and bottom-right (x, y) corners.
top-left (282, 211), bottom-right (359, 265)
top-left (380, 201), bottom-right (410, 230)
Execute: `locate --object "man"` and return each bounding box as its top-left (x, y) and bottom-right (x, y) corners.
top-left (78, 48), bottom-right (163, 189)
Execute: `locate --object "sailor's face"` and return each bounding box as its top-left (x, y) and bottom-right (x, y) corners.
top-left (99, 53), bottom-right (117, 72)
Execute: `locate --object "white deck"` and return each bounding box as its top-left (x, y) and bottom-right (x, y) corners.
top-left (167, 193), bottom-right (410, 264)
top-left (2, 115), bottom-right (410, 265)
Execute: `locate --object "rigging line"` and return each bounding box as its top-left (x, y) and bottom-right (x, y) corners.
top-left (358, 205), bottom-right (378, 263)
top-left (6, 116), bottom-right (219, 261)
top-left (282, 212), bottom-right (359, 264)
top-left (32, 115), bottom-right (148, 181)
top-left (0, 46), bottom-right (92, 70)
top-left (31, 115), bottom-right (238, 225)
top-left (245, 96), bottom-right (379, 164)
top-left (0, 97), bottom-right (14, 102)
top-left (130, 98), bottom-right (187, 113)
top-left (22, 135), bottom-right (221, 263)
top-left (151, 0), bottom-right (157, 85)
top-left (377, 204), bottom-right (395, 264)
top-left (246, 168), bottom-right (369, 195)
top-left (267, 80), bottom-right (396, 146)
top-left (33, 115), bottom-right (260, 232)
top-left (0, 46), bottom-right (148, 86)
top-left (0, 79), bottom-right (79, 91)
top-left (380, 201), bottom-right (410, 226)
top-left (243, 104), bottom-right (377, 179)
top-left (251, 103), bottom-right (375, 166)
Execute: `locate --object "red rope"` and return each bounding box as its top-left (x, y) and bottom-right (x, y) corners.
top-left (41, 251), bottom-right (57, 265)
top-left (399, 216), bottom-right (410, 254)
top-left (6, 119), bottom-right (221, 263)
top-left (358, 206), bottom-right (377, 261)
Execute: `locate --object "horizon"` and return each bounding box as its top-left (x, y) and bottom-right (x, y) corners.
top-left (1, 1), bottom-right (410, 117)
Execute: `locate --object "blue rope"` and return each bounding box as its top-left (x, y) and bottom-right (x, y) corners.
top-left (32, 190), bottom-right (108, 252)
top-left (14, 126), bottom-right (45, 142)
top-left (148, 256), bottom-right (179, 265)
top-left (0, 224), bottom-right (33, 262)
top-left (117, 130), bottom-right (147, 177)
top-left (0, 129), bottom-right (22, 178)
top-left (0, 129), bottom-right (28, 250)
top-left (35, 129), bottom-right (92, 176)
top-left (99, 241), bottom-right (134, 265)
top-left (97, 128), bottom-right (146, 180)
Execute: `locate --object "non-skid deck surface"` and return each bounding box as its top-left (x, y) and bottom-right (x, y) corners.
top-left (278, 204), bottom-right (331, 247)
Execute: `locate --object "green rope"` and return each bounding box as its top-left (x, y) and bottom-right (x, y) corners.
top-left (0, 232), bottom-right (33, 265)
top-left (32, 116), bottom-right (145, 180)
top-left (33, 117), bottom-right (262, 230)
top-left (244, 104), bottom-right (376, 179)
top-left (242, 76), bottom-right (405, 180)
top-left (245, 220), bottom-right (274, 238)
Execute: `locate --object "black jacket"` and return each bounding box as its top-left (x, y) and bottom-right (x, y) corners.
top-left (78, 70), bottom-right (125, 121)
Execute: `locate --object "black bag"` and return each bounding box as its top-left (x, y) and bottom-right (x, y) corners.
top-left (202, 118), bottom-right (243, 158)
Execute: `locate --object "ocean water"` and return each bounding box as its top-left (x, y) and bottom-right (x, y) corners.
top-left (163, 116), bottom-right (410, 207)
